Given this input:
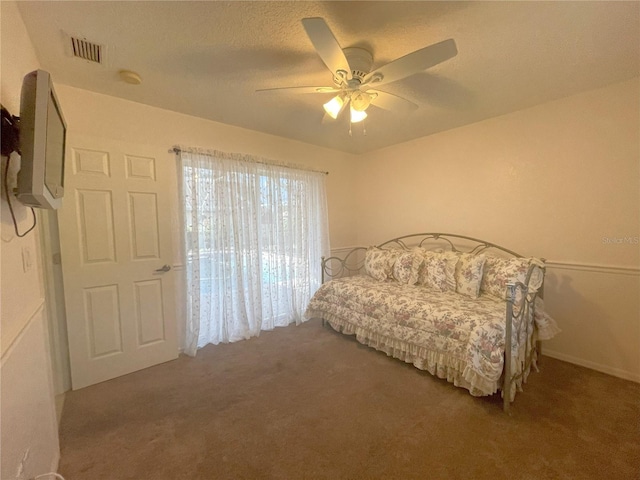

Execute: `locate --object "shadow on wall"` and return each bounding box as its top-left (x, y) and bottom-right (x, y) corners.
top-left (543, 270), bottom-right (610, 362)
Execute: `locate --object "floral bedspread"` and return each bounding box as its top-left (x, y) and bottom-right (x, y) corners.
top-left (305, 275), bottom-right (534, 397)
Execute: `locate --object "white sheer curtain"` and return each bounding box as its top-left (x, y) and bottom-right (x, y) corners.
top-left (178, 147), bottom-right (330, 356)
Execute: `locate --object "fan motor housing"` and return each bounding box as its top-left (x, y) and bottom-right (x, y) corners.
top-left (342, 47), bottom-right (373, 82)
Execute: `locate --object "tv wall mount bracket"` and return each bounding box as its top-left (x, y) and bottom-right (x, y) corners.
top-left (1, 105), bottom-right (21, 157)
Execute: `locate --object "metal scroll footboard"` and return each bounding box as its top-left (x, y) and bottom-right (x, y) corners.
top-left (504, 267), bottom-right (543, 413)
top-left (319, 233), bottom-right (545, 413)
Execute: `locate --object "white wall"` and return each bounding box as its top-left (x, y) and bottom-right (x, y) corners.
top-left (0, 1), bottom-right (60, 478)
top-left (354, 78), bottom-right (640, 381)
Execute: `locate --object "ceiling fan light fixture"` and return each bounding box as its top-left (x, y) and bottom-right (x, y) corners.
top-left (350, 91), bottom-right (372, 112)
top-left (323, 94), bottom-right (346, 119)
top-left (350, 106), bottom-right (367, 123)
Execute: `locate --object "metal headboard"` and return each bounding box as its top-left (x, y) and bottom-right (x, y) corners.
top-left (321, 232), bottom-right (535, 283)
top-left (378, 233), bottom-right (522, 257)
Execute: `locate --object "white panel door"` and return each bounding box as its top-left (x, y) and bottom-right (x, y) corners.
top-left (59, 134), bottom-right (178, 389)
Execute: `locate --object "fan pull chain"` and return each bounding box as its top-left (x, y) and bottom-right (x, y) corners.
top-left (348, 120), bottom-right (367, 137)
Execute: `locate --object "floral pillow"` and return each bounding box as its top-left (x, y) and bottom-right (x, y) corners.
top-left (481, 256), bottom-right (532, 300)
top-left (416, 251), bottom-right (448, 292)
top-left (455, 253), bottom-right (486, 298)
top-left (393, 251), bottom-right (424, 285)
top-left (364, 247), bottom-right (398, 282)
top-left (441, 251), bottom-right (460, 292)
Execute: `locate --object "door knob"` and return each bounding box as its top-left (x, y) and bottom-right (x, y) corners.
top-left (154, 264), bottom-right (172, 273)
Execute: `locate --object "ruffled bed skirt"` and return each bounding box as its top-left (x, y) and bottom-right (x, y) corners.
top-left (309, 310), bottom-right (538, 400)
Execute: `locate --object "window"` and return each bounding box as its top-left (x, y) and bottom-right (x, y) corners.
top-left (179, 148), bottom-right (329, 354)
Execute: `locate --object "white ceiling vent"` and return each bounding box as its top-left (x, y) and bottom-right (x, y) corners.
top-left (64, 33), bottom-right (106, 65)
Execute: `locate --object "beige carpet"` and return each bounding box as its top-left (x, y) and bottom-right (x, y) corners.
top-left (58, 319), bottom-right (640, 479)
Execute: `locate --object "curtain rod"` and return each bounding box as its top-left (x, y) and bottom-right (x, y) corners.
top-left (168, 147), bottom-right (329, 175)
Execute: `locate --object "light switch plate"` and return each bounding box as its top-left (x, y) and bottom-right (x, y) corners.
top-left (21, 246), bottom-right (32, 272)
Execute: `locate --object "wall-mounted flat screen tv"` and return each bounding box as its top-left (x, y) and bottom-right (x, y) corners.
top-left (17, 69), bottom-right (67, 210)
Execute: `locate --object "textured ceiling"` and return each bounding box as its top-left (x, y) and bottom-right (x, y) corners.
top-left (16, 1), bottom-right (640, 154)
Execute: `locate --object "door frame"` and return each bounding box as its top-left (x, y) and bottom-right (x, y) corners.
top-left (37, 208), bottom-right (71, 419)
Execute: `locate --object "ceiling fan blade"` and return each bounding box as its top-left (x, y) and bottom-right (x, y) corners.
top-left (363, 39), bottom-right (457, 87)
top-left (255, 86), bottom-right (339, 95)
top-left (301, 18), bottom-right (352, 80)
top-left (368, 90), bottom-right (419, 113)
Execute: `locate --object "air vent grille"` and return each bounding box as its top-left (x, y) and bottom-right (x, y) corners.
top-left (70, 37), bottom-right (103, 64)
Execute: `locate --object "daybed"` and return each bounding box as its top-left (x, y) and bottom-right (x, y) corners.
top-left (304, 233), bottom-right (560, 412)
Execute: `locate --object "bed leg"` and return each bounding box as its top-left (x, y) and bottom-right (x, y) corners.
top-left (502, 352), bottom-right (512, 413)
top-left (503, 288), bottom-right (514, 414)
top-left (536, 340), bottom-right (542, 361)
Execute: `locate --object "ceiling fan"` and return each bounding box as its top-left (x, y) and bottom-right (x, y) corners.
top-left (256, 17), bottom-right (458, 125)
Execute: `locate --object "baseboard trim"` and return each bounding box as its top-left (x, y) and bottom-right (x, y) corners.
top-left (545, 260), bottom-right (640, 276)
top-left (543, 349), bottom-right (640, 383)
